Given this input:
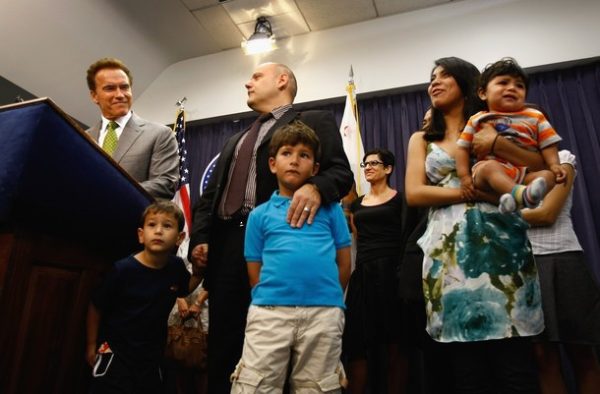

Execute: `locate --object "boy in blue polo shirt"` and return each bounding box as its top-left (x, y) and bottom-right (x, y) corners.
top-left (230, 120), bottom-right (351, 393)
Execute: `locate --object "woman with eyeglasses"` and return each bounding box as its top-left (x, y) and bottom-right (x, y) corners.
top-left (343, 148), bottom-right (409, 394)
top-left (405, 57), bottom-right (546, 392)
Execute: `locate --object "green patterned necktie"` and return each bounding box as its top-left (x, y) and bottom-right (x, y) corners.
top-left (102, 121), bottom-right (119, 155)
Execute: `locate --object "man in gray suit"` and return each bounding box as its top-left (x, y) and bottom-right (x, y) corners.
top-left (86, 58), bottom-right (178, 199)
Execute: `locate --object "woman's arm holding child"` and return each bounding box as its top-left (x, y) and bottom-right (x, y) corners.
top-left (522, 163), bottom-right (574, 226)
top-left (472, 123), bottom-right (545, 170)
top-left (541, 144), bottom-right (567, 184)
top-left (455, 147), bottom-right (477, 202)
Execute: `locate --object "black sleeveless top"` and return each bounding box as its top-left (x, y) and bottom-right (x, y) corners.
top-left (350, 192), bottom-right (405, 263)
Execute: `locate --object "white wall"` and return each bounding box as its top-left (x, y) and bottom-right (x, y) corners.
top-left (134, 0), bottom-right (600, 124)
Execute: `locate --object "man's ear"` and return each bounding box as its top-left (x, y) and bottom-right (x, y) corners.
top-left (269, 156), bottom-right (277, 174)
top-left (277, 73), bottom-right (288, 91)
top-left (312, 162), bottom-right (320, 176)
top-left (90, 90), bottom-right (99, 104)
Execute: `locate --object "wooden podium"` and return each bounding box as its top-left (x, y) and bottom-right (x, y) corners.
top-left (0, 99), bottom-right (153, 393)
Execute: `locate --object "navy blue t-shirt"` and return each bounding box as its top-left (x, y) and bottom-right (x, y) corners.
top-left (92, 254), bottom-right (190, 363)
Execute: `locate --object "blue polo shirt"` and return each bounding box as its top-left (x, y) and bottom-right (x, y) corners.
top-left (245, 191), bottom-right (351, 308)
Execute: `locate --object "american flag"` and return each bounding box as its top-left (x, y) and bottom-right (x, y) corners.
top-left (172, 109), bottom-right (192, 258)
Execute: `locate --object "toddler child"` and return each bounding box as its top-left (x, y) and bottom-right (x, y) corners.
top-left (456, 57), bottom-right (566, 213)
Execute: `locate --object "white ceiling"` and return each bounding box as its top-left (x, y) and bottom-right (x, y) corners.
top-left (0, 0), bottom-right (459, 126)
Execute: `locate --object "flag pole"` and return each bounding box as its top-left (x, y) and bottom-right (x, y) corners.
top-left (347, 66), bottom-right (364, 195)
top-left (348, 65), bottom-right (363, 195)
top-left (172, 98), bottom-right (192, 232)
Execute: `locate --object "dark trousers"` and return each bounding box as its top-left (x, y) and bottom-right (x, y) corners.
top-left (206, 218), bottom-right (251, 394)
top-left (89, 352), bottom-right (163, 394)
top-left (449, 337), bottom-right (539, 394)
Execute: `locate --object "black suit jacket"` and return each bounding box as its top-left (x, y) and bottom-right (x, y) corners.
top-left (189, 108), bottom-right (353, 251)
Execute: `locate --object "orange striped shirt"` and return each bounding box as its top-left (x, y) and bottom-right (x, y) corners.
top-left (458, 108), bottom-right (562, 165)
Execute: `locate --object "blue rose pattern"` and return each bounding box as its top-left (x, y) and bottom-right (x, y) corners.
top-left (419, 143), bottom-right (544, 342)
top-left (456, 209), bottom-right (532, 278)
top-left (441, 286), bottom-right (510, 341)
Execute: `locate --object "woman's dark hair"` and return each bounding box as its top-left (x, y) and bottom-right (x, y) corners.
top-left (363, 148), bottom-right (395, 185)
top-left (424, 57), bottom-right (484, 142)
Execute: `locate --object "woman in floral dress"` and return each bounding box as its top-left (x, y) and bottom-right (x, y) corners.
top-left (405, 57), bottom-right (546, 393)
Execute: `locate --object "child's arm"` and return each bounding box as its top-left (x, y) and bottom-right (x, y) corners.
top-left (197, 288), bottom-right (209, 304)
top-left (247, 262), bottom-right (262, 288)
top-left (189, 288), bottom-right (209, 318)
top-left (86, 303), bottom-right (101, 367)
top-left (185, 260), bottom-right (205, 294)
top-left (175, 298), bottom-right (190, 319)
top-left (336, 247), bottom-right (351, 291)
top-left (455, 147), bottom-right (476, 201)
top-left (541, 144), bottom-right (567, 184)
top-left (455, 146), bottom-right (471, 179)
top-left (188, 269), bottom-right (203, 293)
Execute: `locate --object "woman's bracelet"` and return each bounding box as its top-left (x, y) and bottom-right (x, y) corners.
top-left (490, 134), bottom-right (500, 154)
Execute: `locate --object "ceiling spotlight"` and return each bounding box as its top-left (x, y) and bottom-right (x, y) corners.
top-left (242, 16), bottom-right (276, 55)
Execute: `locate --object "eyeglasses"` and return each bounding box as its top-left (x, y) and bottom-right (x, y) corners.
top-left (360, 160), bottom-right (384, 168)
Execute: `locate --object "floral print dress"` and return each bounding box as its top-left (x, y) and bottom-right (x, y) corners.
top-left (417, 143), bottom-right (544, 342)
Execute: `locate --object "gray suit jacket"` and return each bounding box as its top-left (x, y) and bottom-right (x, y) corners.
top-left (87, 112), bottom-right (179, 199)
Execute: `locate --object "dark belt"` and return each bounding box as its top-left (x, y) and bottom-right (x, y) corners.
top-left (217, 211), bottom-right (249, 227)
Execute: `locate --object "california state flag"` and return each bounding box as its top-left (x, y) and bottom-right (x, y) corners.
top-left (339, 67), bottom-right (369, 196)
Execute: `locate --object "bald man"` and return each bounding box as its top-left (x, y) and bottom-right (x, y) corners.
top-left (188, 63), bottom-right (352, 393)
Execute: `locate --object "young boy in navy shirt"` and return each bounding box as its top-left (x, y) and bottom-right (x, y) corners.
top-left (230, 121), bottom-right (351, 393)
top-left (86, 201), bottom-right (203, 393)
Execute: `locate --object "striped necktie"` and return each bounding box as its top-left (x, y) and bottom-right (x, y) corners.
top-left (223, 113), bottom-right (272, 216)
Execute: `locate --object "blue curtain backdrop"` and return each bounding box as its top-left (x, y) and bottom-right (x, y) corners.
top-left (184, 61), bottom-right (600, 280)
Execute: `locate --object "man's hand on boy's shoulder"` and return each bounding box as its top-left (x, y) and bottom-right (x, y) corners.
top-left (287, 183), bottom-right (321, 228)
